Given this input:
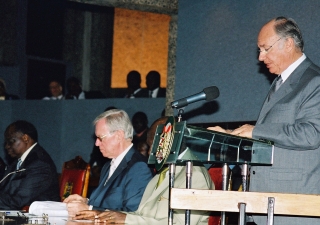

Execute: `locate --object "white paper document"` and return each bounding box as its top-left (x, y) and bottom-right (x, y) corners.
top-left (29, 201), bottom-right (69, 217)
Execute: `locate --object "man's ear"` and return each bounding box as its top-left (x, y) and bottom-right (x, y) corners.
top-left (285, 37), bottom-right (295, 52)
top-left (22, 134), bottom-right (29, 143)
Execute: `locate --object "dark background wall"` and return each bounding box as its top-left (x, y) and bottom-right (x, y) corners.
top-left (175, 0), bottom-right (320, 123)
top-left (0, 99), bottom-right (165, 172)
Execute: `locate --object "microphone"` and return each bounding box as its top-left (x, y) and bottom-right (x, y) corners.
top-left (0, 168), bottom-right (26, 185)
top-left (171, 86), bottom-right (219, 108)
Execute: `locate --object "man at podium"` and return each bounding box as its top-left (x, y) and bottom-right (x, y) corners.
top-left (209, 16), bottom-right (320, 225)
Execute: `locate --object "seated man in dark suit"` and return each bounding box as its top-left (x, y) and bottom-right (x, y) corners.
top-left (146, 71), bottom-right (166, 98)
top-left (0, 120), bottom-right (60, 209)
top-left (64, 109), bottom-right (153, 216)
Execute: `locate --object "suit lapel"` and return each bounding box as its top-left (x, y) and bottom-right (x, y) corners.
top-left (257, 58), bottom-right (311, 124)
top-left (103, 148), bottom-right (134, 189)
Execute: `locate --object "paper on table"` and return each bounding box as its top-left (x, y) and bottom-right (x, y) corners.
top-left (29, 201), bottom-right (68, 217)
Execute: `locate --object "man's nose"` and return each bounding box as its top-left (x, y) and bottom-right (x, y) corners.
top-left (258, 52), bottom-right (266, 61)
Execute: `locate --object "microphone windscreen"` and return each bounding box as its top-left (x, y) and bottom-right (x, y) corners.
top-left (203, 86), bottom-right (219, 101)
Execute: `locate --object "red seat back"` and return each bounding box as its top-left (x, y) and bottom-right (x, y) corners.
top-left (208, 166), bottom-right (223, 225)
top-left (59, 156), bottom-right (90, 201)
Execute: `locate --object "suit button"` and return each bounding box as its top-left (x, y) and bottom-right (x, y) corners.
top-left (252, 171), bottom-right (255, 174)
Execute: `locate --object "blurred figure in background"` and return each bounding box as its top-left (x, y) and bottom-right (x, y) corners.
top-left (146, 71), bottom-right (166, 98)
top-left (65, 77), bottom-right (105, 99)
top-left (124, 71), bottom-right (148, 98)
top-left (132, 111), bottom-right (149, 150)
top-left (0, 78), bottom-right (19, 100)
top-left (42, 80), bottom-right (64, 100)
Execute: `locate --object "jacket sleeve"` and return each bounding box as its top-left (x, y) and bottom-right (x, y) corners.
top-left (253, 73), bottom-right (320, 150)
top-left (0, 161), bottom-right (55, 209)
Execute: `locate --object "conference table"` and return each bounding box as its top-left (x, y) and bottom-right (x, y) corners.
top-left (0, 211), bottom-right (111, 225)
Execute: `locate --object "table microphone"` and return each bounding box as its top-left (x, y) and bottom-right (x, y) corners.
top-left (0, 168), bottom-right (26, 184)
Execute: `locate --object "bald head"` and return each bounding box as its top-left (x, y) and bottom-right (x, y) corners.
top-left (258, 16), bottom-right (303, 75)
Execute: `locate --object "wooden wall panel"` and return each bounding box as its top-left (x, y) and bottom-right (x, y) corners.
top-left (111, 8), bottom-right (169, 88)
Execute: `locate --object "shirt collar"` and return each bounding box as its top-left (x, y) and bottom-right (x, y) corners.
top-left (281, 53), bottom-right (306, 82)
top-left (112, 143), bottom-right (133, 169)
top-left (150, 87), bottom-right (159, 98)
top-left (20, 143), bottom-right (37, 162)
top-left (78, 91), bottom-right (85, 99)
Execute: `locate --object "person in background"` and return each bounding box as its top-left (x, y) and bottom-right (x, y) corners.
top-left (0, 120), bottom-right (60, 209)
top-left (137, 141), bottom-right (149, 158)
top-left (124, 71), bottom-right (148, 98)
top-left (132, 111), bottom-right (149, 150)
top-left (146, 71), bottom-right (166, 98)
top-left (73, 116), bottom-right (215, 225)
top-left (65, 77), bottom-right (105, 99)
top-left (0, 78), bottom-right (19, 100)
top-left (209, 16), bottom-right (320, 225)
top-left (42, 80), bottom-right (64, 100)
top-left (64, 109), bottom-right (153, 216)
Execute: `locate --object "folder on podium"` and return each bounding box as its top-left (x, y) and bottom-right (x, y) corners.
top-left (148, 120), bottom-right (274, 169)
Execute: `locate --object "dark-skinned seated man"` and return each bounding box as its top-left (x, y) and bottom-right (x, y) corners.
top-left (64, 109), bottom-right (153, 216)
top-left (74, 116), bottom-right (215, 225)
top-left (0, 120), bottom-right (60, 209)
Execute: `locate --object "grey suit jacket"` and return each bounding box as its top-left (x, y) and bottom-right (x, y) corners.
top-left (250, 57), bottom-right (320, 225)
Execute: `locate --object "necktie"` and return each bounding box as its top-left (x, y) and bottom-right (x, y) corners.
top-left (149, 90), bottom-right (153, 98)
top-left (16, 158), bottom-right (22, 170)
top-left (104, 160), bottom-right (115, 185)
top-left (268, 75), bottom-right (283, 101)
top-left (156, 166), bottom-right (169, 188)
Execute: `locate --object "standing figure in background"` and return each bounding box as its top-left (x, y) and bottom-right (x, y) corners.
top-left (146, 71), bottom-right (166, 98)
top-left (0, 120), bottom-right (60, 209)
top-left (42, 80), bottom-right (64, 100)
top-left (124, 71), bottom-right (148, 98)
top-left (0, 78), bottom-right (19, 100)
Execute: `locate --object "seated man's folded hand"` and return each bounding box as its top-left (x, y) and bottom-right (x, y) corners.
top-left (63, 194), bottom-right (87, 203)
top-left (67, 201), bottom-right (89, 217)
top-left (74, 210), bottom-right (100, 220)
top-left (95, 210), bottom-right (126, 224)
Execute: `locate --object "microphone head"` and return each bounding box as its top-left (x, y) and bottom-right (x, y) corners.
top-left (203, 86), bottom-right (219, 101)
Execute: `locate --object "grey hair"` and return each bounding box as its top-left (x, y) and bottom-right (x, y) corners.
top-left (274, 16), bottom-right (304, 52)
top-left (94, 109), bottom-right (133, 139)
